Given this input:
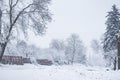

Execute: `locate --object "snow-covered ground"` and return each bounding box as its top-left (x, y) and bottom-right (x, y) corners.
top-left (0, 64), bottom-right (120, 80)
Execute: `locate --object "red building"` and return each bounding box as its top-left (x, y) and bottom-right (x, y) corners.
top-left (1, 55), bottom-right (53, 65)
top-left (2, 55), bottom-right (23, 65)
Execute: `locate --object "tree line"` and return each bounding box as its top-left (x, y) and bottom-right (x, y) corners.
top-left (5, 34), bottom-right (86, 65)
top-left (49, 34), bottom-right (86, 65)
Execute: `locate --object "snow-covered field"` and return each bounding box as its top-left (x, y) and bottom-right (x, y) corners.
top-left (0, 64), bottom-right (120, 80)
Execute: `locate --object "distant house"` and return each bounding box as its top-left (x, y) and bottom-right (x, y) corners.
top-left (36, 59), bottom-right (53, 65)
top-left (22, 58), bottom-right (31, 63)
top-left (2, 55), bottom-right (23, 65)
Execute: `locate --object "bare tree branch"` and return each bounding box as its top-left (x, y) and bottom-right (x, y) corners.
top-left (12, 3), bottom-right (33, 27)
top-left (12, 0), bottom-right (19, 7)
top-left (9, 0), bottom-right (13, 26)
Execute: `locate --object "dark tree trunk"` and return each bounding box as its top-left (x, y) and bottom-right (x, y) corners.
top-left (113, 57), bottom-right (117, 70)
top-left (0, 9), bottom-right (2, 34)
top-left (0, 2), bottom-right (13, 62)
top-left (118, 41), bottom-right (120, 69)
top-left (0, 9), bottom-right (4, 62)
top-left (71, 49), bottom-right (75, 64)
top-left (0, 42), bottom-right (7, 62)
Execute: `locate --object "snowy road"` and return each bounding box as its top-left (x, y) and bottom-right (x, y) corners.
top-left (0, 64), bottom-right (120, 80)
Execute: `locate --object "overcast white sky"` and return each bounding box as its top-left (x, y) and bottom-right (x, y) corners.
top-left (28, 0), bottom-right (120, 48)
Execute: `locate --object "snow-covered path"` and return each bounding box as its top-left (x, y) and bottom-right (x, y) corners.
top-left (0, 64), bottom-right (120, 80)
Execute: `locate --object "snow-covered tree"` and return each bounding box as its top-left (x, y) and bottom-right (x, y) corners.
top-left (91, 39), bottom-right (101, 54)
top-left (50, 39), bottom-right (65, 51)
top-left (0, 0), bottom-right (52, 61)
top-left (16, 40), bottom-right (41, 58)
top-left (104, 50), bottom-right (117, 70)
top-left (5, 42), bottom-right (18, 56)
top-left (103, 4), bottom-right (120, 70)
top-left (49, 39), bottom-right (66, 65)
top-left (27, 45), bottom-right (40, 58)
top-left (103, 4), bottom-right (120, 52)
top-left (89, 39), bottom-right (105, 66)
top-left (16, 40), bottom-right (28, 57)
top-left (65, 34), bottom-right (86, 64)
